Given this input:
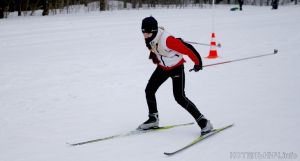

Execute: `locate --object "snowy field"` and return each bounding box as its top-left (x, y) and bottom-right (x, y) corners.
top-left (1, 4), bottom-right (300, 161)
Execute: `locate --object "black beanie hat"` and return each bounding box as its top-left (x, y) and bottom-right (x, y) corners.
top-left (141, 16), bottom-right (158, 33)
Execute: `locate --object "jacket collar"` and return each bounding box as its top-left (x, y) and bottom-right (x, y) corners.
top-left (149, 27), bottom-right (165, 46)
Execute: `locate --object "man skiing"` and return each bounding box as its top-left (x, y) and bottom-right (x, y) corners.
top-left (238, 0), bottom-right (244, 11)
top-left (138, 16), bottom-right (213, 135)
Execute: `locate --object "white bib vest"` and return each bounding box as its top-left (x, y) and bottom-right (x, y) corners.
top-left (149, 27), bottom-right (183, 68)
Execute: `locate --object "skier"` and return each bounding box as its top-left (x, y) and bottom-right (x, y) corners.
top-left (238, 0), bottom-right (244, 11)
top-left (271, 0), bottom-right (279, 9)
top-left (138, 16), bottom-right (213, 135)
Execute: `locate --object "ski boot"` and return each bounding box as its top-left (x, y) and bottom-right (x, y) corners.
top-left (138, 113), bottom-right (159, 130)
top-left (197, 115), bottom-right (213, 135)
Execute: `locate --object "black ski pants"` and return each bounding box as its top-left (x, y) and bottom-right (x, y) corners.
top-left (145, 65), bottom-right (203, 121)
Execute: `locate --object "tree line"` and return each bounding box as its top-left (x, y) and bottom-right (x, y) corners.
top-left (0, 0), bottom-right (298, 19)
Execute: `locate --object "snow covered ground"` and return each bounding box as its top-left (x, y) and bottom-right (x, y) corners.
top-left (1, 4), bottom-right (300, 161)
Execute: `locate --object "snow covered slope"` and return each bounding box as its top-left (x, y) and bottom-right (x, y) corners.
top-left (0, 5), bottom-right (299, 161)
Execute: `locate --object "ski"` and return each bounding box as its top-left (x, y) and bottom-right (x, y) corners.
top-left (164, 123), bottom-right (234, 156)
top-left (68, 122), bottom-right (194, 146)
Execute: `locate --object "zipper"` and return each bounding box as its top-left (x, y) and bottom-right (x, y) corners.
top-left (160, 55), bottom-right (166, 66)
top-left (156, 43), bottom-right (167, 67)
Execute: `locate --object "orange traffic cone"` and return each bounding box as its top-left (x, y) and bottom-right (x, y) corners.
top-left (207, 33), bottom-right (218, 59)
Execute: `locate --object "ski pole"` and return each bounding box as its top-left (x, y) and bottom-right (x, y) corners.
top-left (185, 41), bottom-right (222, 48)
top-left (189, 49), bottom-right (278, 72)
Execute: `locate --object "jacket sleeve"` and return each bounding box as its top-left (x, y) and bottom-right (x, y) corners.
top-left (166, 36), bottom-right (201, 65)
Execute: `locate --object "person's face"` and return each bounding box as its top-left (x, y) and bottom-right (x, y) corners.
top-left (143, 32), bottom-right (153, 39)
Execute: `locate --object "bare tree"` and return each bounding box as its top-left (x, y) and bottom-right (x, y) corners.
top-left (131, 0), bottom-right (137, 8)
top-left (99, 0), bottom-right (107, 11)
top-left (0, 0), bottom-right (7, 18)
top-left (123, 0), bottom-right (128, 8)
top-left (0, 7), bottom-right (4, 19)
top-left (42, 0), bottom-right (49, 16)
top-left (1, 0), bottom-right (298, 19)
top-left (30, 0), bottom-right (41, 15)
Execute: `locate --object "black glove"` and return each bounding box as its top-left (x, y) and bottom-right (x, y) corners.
top-left (149, 52), bottom-right (160, 64)
top-left (193, 64), bottom-right (203, 72)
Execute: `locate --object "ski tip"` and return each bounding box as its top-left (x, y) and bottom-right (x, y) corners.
top-left (66, 142), bottom-right (81, 147)
top-left (164, 152), bottom-right (173, 156)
